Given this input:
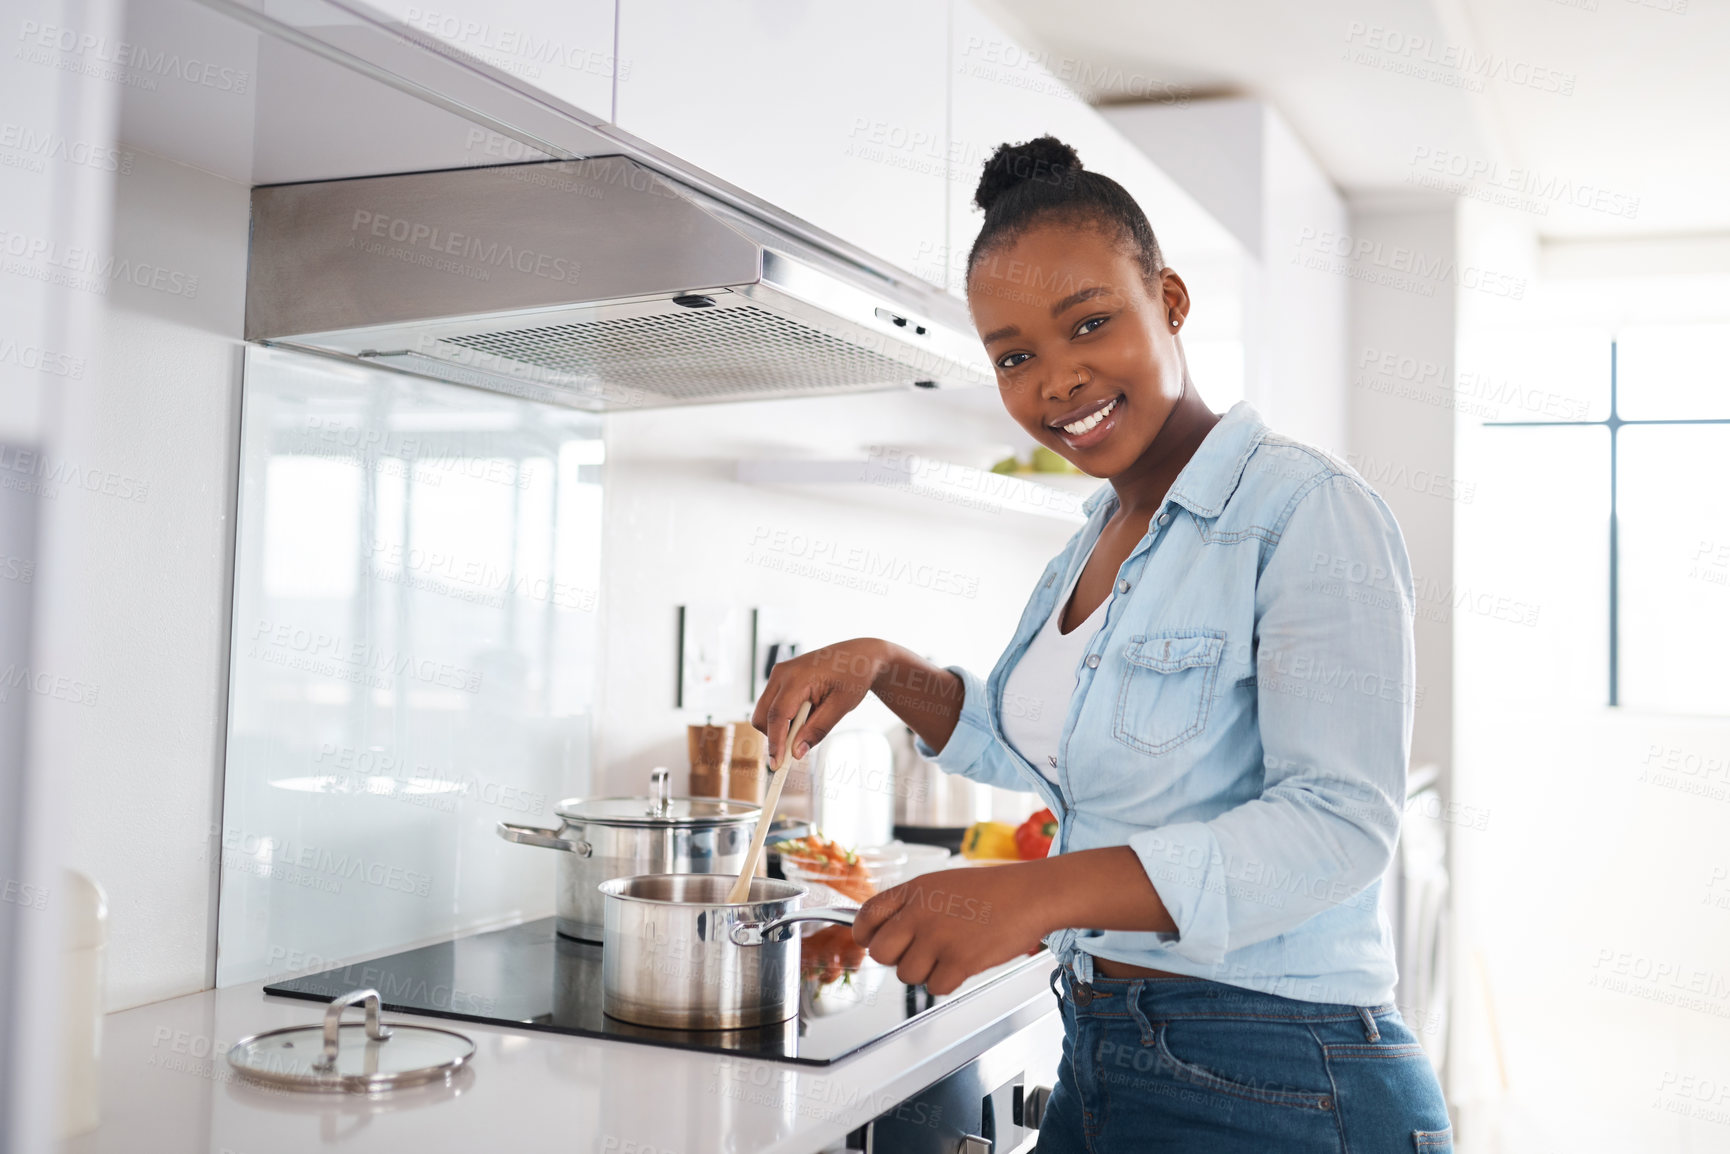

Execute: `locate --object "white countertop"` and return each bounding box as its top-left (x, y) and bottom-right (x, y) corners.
top-left (67, 956), bottom-right (1062, 1154)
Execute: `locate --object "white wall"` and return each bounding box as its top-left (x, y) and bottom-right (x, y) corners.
top-left (1257, 111), bottom-right (1349, 454)
top-left (58, 149), bottom-right (249, 1010)
top-left (1343, 200), bottom-right (1458, 789)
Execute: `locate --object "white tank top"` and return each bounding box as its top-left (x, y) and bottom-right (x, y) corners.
top-left (1000, 543), bottom-right (1107, 781)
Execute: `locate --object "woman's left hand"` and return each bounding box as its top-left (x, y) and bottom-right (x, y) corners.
top-left (851, 864), bottom-right (1052, 995)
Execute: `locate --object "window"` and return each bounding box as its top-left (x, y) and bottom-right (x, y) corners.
top-left (1485, 326), bottom-right (1730, 714)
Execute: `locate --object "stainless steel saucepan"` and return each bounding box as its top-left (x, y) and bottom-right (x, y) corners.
top-left (599, 873), bottom-right (857, 1030)
top-left (497, 769), bottom-right (761, 942)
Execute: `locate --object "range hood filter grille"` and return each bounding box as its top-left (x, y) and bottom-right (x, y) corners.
top-left (436, 304), bottom-right (921, 404)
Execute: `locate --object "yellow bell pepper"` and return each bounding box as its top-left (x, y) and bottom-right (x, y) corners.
top-left (961, 821), bottom-right (1019, 860)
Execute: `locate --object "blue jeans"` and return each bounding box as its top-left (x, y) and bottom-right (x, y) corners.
top-left (1035, 967), bottom-right (1453, 1152)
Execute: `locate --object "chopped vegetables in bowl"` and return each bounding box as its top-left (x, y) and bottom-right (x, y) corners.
top-left (770, 835), bottom-right (882, 904)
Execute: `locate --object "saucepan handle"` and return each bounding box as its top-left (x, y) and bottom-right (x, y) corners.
top-left (496, 821), bottom-right (592, 857)
top-left (729, 907), bottom-right (858, 947)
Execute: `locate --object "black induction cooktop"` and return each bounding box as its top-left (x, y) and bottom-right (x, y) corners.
top-left (264, 918), bottom-right (1050, 1066)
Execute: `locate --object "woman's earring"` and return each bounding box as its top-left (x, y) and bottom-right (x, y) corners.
top-left (1170, 317), bottom-right (1180, 327)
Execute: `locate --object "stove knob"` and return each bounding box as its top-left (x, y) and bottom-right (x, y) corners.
top-left (1014, 1084), bottom-right (1052, 1129)
top-left (957, 1136), bottom-right (992, 1154)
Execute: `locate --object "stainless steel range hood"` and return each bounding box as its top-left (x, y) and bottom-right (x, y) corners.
top-left (245, 157), bottom-right (992, 410)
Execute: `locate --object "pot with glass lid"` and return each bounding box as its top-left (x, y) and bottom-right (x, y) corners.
top-left (497, 768), bottom-right (760, 942)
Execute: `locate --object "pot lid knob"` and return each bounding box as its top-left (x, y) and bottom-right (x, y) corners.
top-left (649, 767), bottom-right (672, 817)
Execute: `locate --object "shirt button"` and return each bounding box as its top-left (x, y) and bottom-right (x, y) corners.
top-left (1117, 579), bottom-right (1130, 594)
top-left (1158, 512), bottom-right (1171, 526)
top-left (1086, 654), bottom-right (1100, 669)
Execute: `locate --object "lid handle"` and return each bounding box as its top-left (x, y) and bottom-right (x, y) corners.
top-left (314, 989), bottom-right (393, 1071)
top-left (649, 767), bottom-right (672, 817)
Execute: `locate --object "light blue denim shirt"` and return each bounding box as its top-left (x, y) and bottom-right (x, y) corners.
top-left (916, 401), bottom-right (1416, 1006)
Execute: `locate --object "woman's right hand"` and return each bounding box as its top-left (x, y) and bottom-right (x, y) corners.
top-left (751, 637), bottom-right (890, 767)
top-left (752, 637), bottom-right (965, 766)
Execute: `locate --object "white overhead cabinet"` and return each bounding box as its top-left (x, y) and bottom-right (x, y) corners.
top-left (614, 0), bottom-right (949, 286)
top-left (364, 0), bottom-right (619, 122)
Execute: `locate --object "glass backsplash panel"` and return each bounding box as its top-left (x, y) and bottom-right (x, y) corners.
top-left (216, 345), bottom-right (603, 985)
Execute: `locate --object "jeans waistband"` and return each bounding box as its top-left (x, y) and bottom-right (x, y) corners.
top-left (1048, 964), bottom-right (1396, 1024)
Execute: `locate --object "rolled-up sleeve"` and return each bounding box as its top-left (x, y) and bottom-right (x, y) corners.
top-left (1128, 473), bottom-right (1415, 966)
top-left (911, 666), bottom-right (1031, 793)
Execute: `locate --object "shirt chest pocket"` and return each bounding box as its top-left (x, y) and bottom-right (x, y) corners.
top-left (1112, 630), bottom-right (1226, 757)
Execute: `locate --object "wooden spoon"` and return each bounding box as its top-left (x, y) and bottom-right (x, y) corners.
top-left (726, 700), bottom-right (811, 904)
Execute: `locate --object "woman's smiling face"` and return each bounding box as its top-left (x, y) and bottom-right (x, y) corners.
top-left (967, 222), bottom-right (1189, 479)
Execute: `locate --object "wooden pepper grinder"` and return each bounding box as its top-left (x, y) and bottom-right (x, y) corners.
top-left (727, 720), bottom-right (768, 805)
top-left (687, 716), bottom-right (732, 798)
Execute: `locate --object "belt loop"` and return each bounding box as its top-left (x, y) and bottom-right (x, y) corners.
top-left (1049, 966), bottom-right (1065, 1013)
top-left (1125, 980), bottom-right (1156, 1045)
top-left (1357, 1006), bottom-right (1380, 1042)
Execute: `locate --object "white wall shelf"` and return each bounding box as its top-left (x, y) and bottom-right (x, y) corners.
top-left (736, 452), bottom-right (1096, 523)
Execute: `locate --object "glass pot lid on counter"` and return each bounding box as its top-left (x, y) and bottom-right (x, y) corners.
top-left (228, 990), bottom-right (474, 1093)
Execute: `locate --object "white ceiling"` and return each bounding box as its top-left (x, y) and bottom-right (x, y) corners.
top-left (990, 0), bottom-right (1730, 240)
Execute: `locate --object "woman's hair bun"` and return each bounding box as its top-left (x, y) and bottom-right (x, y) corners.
top-left (974, 136), bottom-right (1082, 213)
